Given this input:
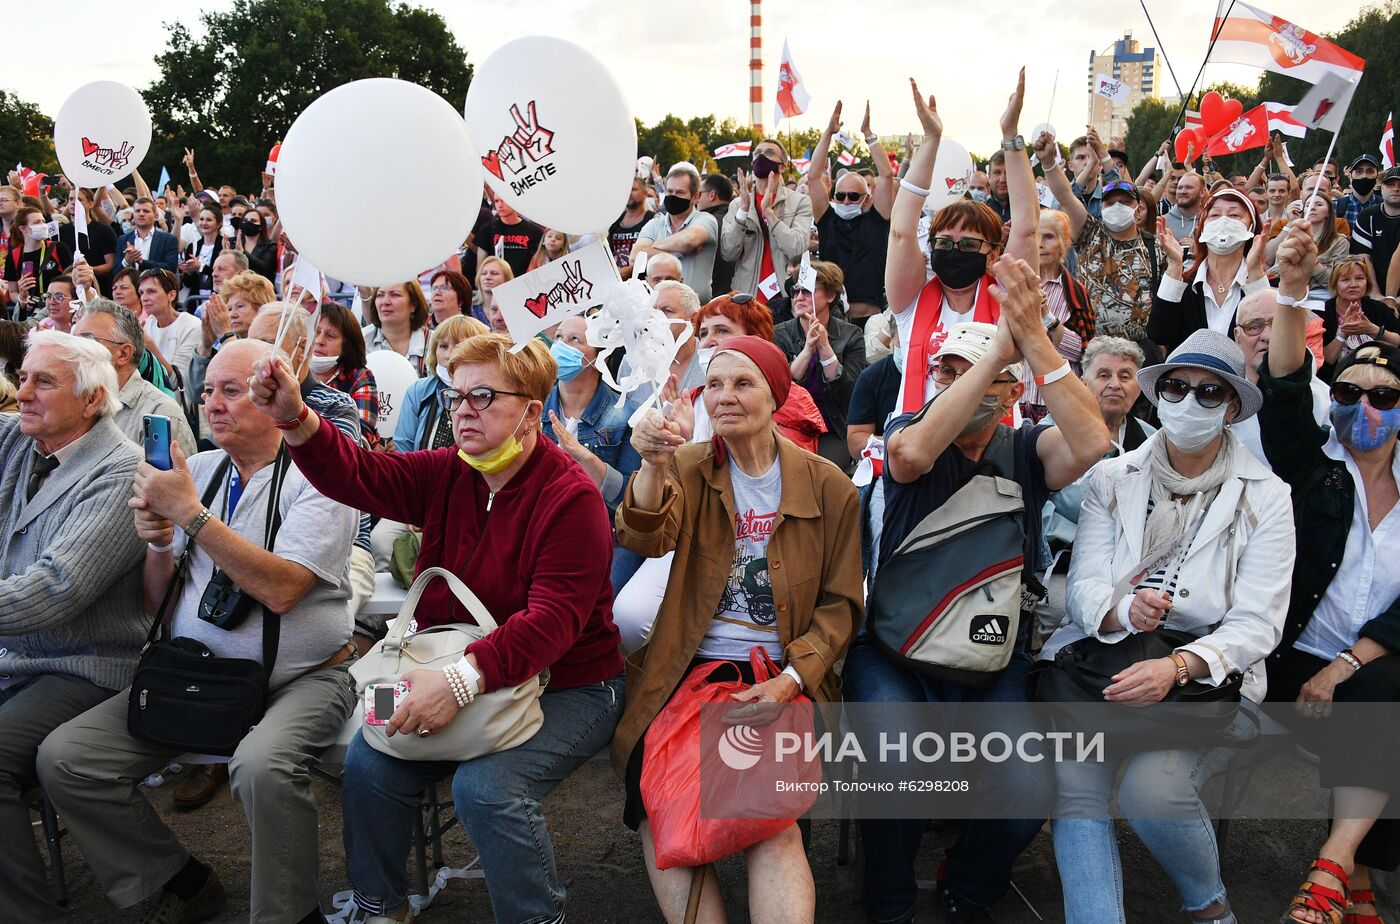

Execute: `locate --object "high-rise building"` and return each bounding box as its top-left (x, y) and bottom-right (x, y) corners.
top-left (1087, 31), bottom-right (1162, 142)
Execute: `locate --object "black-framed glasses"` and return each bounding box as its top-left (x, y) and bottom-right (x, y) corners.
top-left (1156, 377), bottom-right (1231, 409)
top-left (930, 236), bottom-right (991, 254)
top-left (439, 385), bottom-right (531, 413)
top-left (832, 191), bottom-right (863, 203)
top-left (1331, 381), bottom-right (1400, 411)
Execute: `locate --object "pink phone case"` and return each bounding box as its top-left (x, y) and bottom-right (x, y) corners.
top-left (363, 680), bottom-right (411, 725)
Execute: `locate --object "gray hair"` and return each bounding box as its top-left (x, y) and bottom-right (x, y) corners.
top-left (666, 161), bottom-right (702, 196)
top-left (81, 297), bottom-right (146, 364)
top-left (646, 252), bottom-right (683, 282)
top-left (1083, 336), bottom-right (1145, 374)
top-left (27, 330), bottom-right (120, 416)
top-left (651, 280), bottom-right (701, 318)
top-left (215, 249), bottom-right (250, 272)
top-left (256, 301), bottom-right (313, 326)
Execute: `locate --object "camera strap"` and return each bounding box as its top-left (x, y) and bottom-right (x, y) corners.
top-left (143, 446), bottom-right (293, 679)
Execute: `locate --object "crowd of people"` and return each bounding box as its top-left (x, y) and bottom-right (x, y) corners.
top-left (1, 66), bottom-right (1398, 924)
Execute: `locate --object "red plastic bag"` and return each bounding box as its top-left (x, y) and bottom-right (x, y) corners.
top-left (641, 647), bottom-right (822, 870)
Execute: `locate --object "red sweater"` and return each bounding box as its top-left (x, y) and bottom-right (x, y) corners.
top-left (291, 415), bottom-right (623, 690)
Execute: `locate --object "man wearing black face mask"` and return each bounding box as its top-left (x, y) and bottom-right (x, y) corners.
top-left (720, 139), bottom-right (813, 302)
top-left (631, 162), bottom-right (719, 300)
top-left (1352, 167), bottom-right (1400, 286)
top-left (1337, 153), bottom-right (1383, 228)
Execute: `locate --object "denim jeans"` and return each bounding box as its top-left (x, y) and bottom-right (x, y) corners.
top-left (1052, 744), bottom-right (1235, 923)
top-left (610, 544), bottom-right (644, 598)
top-left (843, 633), bottom-right (1051, 921)
top-left (343, 674), bottom-right (624, 924)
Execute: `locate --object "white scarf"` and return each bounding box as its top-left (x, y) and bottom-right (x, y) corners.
top-left (1142, 430), bottom-right (1237, 557)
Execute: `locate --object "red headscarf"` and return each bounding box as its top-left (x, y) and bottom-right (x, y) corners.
top-left (707, 335), bottom-right (792, 463)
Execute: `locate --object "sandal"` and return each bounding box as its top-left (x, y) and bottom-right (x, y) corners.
top-left (1283, 857), bottom-right (1351, 924)
top-left (1343, 889), bottom-right (1386, 924)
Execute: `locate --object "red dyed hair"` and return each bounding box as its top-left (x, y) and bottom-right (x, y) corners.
top-left (693, 292), bottom-right (774, 341)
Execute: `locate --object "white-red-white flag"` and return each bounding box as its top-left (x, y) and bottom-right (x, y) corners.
top-left (1261, 102), bottom-right (1307, 137)
top-left (836, 150), bottom-right (858, 167)
top-left (1184, 110), bottom-right (1204, 131)
top-left (773, 39), bottom-right (810, 126)
top-left (1294, 71), bottom-right (1357, 133)
top-left (1382, 113), bottom-right (1395, 169)
top-left (1211, 1), bottom-right (1365, 86)
top-left (712, 141), bottom-right (753, 159)
top-left (1205, 103), bottom-right (1311, 156)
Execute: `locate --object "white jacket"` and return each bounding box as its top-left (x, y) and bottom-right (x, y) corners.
top-left (1042, 431), bottom-right (1296, 700)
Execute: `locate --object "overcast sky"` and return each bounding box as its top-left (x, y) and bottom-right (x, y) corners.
top-left (15, 0), bottom-right (1364, 152)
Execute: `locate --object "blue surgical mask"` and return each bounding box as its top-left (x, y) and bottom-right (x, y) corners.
top-left (1330, 400), bottom-right (1400, 452)
top-left (969, 190), bottom-right (989, 204)
top-left (550, 340), bottom-right (586, 383)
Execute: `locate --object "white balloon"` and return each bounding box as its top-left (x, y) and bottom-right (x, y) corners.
top-left (276, 78), bottom-right (481, 288)
top-left (926, 139), bottom-right (975, 212)
top-left (465, 36), bottom-right (636, 234)
top-left (53, 82), bottom-right (151, 188)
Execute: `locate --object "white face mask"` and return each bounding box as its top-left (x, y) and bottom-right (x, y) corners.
top-left (1101, 203), bottom-right (1136, 233)
top-left (831, 201), bottom-right (863, 220)
top-left (1156, 392), bottom-right (1229, 452)
top-left (26, 221), bottom-right (54, 241)
top-left (435, 363), bottom-right (453, 385)
top-left (892, 347), bottom-right (905, 373)
top-left (696, 346), bottom-right (716, 369)
top-left (308, 354), bottom-right (339, 374)
top-left (1200, 216), bottom-right (1252, 255)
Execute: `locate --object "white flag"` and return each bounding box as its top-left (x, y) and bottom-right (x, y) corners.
top-left (1295, 72), bottom-right (1356, 133)
top-left (1094, 75), bottom-right (1131, 104)
top-left (773, 39), bottom-right (811, 126)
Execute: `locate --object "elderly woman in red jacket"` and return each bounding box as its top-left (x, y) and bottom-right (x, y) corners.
top-left (249, 333), bottom-right (623, 924)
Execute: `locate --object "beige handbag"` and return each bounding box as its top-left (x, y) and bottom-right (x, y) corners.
top-left (351, 567), bottom-right (546, 761)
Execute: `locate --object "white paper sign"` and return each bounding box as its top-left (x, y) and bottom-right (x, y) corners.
top-left (494, 240), bottom-right (619, 350)
top-left (1094, 75), bottom-right (1130, 104)
top-left (835, 130), bottom-right (857, 150)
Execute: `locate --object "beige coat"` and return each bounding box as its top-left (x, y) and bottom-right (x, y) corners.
top-left (609, 436), bottom-right (863, 777)
top-left (720, 186), bottom-right (814, 297)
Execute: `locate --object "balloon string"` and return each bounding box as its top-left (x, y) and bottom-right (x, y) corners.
top-left (1046, 70), bottom-right (1059, 129)
top-left (1167, 0), bottom-right (1239, 142)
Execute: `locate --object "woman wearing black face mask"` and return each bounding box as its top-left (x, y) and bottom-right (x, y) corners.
top-left (237, 209), bottom-right (278, 282)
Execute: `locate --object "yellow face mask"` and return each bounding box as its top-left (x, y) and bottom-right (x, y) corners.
top-left (458, 406), bottom-right (531, 475)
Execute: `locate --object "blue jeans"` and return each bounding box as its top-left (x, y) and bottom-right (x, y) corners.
top-left (1052, 744), bottom-right (1234, 923)
top-left (843, 633), bottom-right (1051, 921)
top-left (610, 544), bottom-right (644, 596)
top-left (343, 674), bottom-right (624, 924)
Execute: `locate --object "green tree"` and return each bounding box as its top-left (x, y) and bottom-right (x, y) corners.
top-left (141, 0), bottom-right (471, 193)
top-left (0, 89), bottom-right (57, 173)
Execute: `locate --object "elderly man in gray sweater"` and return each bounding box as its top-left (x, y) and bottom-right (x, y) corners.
top-left (0, 330), bottom-right (146, 920)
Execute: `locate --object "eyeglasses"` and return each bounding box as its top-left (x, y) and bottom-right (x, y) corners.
top-left (1331, 381), bottom-right (1400, 411)
top-left (831, 191), bottom-right (863, 203)
top-left (200, 384), bottom-right (251, 402)
top-left (1238, 318), bottom-right (1273, 336)
top-left (439, 385), bottom-right (531, 413)
top-left (78, 333), bottom-right (129, 348)
top-left (430, 285), bottom-right (454, 294)
top-left (930, 363), bottom-right (1015, 386)
top-left (930, 236), bottom-right (992, 254)
top-left (1156, 377), bottom-right (1232, 409)
top-left (45, 293), bottom-right (70, 303)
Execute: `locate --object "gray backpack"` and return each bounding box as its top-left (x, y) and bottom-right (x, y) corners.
top-left (867, 425), bottom-right (1038, 688)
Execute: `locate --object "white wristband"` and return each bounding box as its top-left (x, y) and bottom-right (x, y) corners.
top-left (1034, 361), bottom-right (1073, 387)
top-left (900, 179), bottom-right (930, 197)
top-left (147, 540), bottom-right (176, 553)
top-left (820, 354), bottom-right (839, 368)
top-left (1275, 292), bottom-right (1305, 309)
top-left (454, 656), bottom-right (482, 696)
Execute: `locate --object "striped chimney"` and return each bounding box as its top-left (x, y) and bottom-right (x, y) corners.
top-left (749, 0), bottom-right (763, 133)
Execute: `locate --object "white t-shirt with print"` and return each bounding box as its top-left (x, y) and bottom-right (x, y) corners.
top-left (695, 456), bottom-right (783, 661)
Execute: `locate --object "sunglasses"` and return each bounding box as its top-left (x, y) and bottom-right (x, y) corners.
top-left (1156, 377), bottom-right (1232, 409)
top-left (439, 385), bottom-right (530, 413)
top-left (730, 293), bottom-right (756, 305)
top-left (1331, 381), bottom-right (1400, 411)
top-left (831, 191), bottom-right (863, 203)
top-left (931, 236), bottom-right (991, 254)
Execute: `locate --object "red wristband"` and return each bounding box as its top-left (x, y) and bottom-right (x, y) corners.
top-left (273, 406), bottom-right (310, 431)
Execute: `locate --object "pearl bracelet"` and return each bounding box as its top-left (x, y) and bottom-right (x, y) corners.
top-left (443, 665), bottom-right (472, 708)
top-left (1337, 649), bottom-right (1363, 672)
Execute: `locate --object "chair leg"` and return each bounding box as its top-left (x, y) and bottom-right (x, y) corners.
top-left (39, 795), bottom-right (67, 907)
top-left (412, 791), bottom-right (430, 899)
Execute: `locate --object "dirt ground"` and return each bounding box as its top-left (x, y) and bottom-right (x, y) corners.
top-left (40, 754), bottom-right (1397, 923)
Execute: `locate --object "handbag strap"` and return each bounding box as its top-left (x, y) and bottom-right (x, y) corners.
top-left (142, 455), bottom-right (233, 647)
top-left (385, 566), bottom-right (500, 648)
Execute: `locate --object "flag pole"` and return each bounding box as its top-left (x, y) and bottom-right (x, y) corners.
top-left (1167, 0), bottom-right (1240, 138)
top-left (1305, 128), bottom-right (1340, 219)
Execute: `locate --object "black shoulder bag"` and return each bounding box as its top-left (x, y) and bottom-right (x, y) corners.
top-left (127, 448), bottom-right (292, 756)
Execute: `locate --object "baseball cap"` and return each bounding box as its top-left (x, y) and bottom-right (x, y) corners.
top-left (1350, 153), bottom-right (1382, 170)
top-left (933, 322), bottom-right (1024, 380)
top-left (1382, 166), bottom-right (1400, 184)
top-left (1334, 340), bottom-right (1400, 383)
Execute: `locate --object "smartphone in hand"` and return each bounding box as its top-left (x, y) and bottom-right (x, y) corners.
top-left (143, 414), bottom-right (173, 471)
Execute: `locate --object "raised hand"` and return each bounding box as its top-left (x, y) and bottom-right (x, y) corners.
top-left (910, 79), bottom-right (942, 141)
top-left (248, 354), bottom-right (306, 422)
top-left (987, 254), bottom-right (1045, 347)
top-left (631, 407), bottom-right (685, 466)
top-left (999, 67), bottom-right (1025, 139)
top-left (1032, 131), bottom-right (1058, 165)
top-left (182, 147), bottom-right (196, 171)
top-left (826, 100), bottom-right (843, 137)
top-left (1275, 219), bottom-right (1318, 295)
top-left (860, 100), bottom-right (872, 138)
top-left (1155, 216), bottom-right (1184, 269)
top-left (1085, 125), bottom-right (1107, 159)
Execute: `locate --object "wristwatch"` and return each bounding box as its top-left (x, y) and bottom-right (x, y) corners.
top-left (1170, 653), bottom-right (1191, 687)
top-left (864, 132), bottom-right (879, 146)
top-left (1042, 316), bottom-right (1061, 334)
top-left (1001, 135), bottom-right (1025, 152)
top-left (183, 508), bottom-right (213, 541)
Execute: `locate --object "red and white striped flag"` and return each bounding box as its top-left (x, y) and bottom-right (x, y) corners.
top-left (836, 150), bottom-right (858, 167)
top-left (1381, 113), bottom-right (1394, 169)
top-left (1211, 1), bottom-right (1365, 86)
top-left (1184, 110), bottom-right (1203, 131)
top-left (712, 141), bottom-right (753, 159)
top-left (1205, 102), bottom-right (1309, 155)
top-left (1262, 102), bottom-right (1307, 137)
top-left (772, 38), bottom-right (810, 127)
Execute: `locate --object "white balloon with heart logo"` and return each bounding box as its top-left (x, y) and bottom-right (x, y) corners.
top-left (53, 81), bottom-right (152, 188)
top-left (465, 36), bottom-right (636, 234)
top-left (275, 78), bottom-right (482, 288)
top-left (925, 139), bottom-right (975, 211)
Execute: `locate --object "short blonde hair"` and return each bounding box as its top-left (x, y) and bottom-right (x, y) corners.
top-left (220, 270), bottom-right (276, 308)
top-left (429, 315), bottom-right (489, 364)
top-left (448, 333), bottom-right (556, 401)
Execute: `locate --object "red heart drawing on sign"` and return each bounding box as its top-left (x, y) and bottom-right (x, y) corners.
top-left (481, 149), bottom-right (504, 181)
top-left (524, 293), bottom-right (550, 318)
top-left (81, 137), bottom-right (100, 157)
